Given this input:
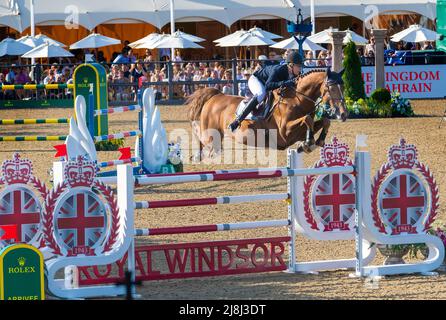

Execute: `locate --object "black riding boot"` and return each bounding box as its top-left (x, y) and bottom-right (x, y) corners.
top-left (228, 96), bottom-right (259, 132)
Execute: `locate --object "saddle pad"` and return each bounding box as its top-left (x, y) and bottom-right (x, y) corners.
top-left (235, 99), bottom-right (270, 121)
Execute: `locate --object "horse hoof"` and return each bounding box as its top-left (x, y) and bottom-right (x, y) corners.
top-left (316, 140), bottom-right (325, 147)
top-left (297, 143), bottom-right (316, 154)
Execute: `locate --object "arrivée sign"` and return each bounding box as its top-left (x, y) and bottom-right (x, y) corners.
top-left (361, 64), bottom-right (446, 99)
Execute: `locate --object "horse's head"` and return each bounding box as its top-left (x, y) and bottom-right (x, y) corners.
top-left (321, 68), bottom-right (348, 122)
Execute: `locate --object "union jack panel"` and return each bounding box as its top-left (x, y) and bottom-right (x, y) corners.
top-left (0, 187), bottom-right (41, 246)
top-left (54, 190), bottom-right (107, 255)
top-left (379, 171), bottom-right (427, 235)
top-left (311, 173), bottom-right (356, 232)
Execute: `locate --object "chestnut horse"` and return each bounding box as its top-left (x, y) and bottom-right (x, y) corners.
top-left (187, 68), bottom-right (347, 158)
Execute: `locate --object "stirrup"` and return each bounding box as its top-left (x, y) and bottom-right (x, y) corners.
top-left (228, 119), bottom-right (241, 132)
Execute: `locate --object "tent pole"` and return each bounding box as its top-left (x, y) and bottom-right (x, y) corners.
top-left (170, 0), bottom-right (175, 59)
top-left (311, 0), bottom-right (315, 35)
top-left (30, 0), bottom-right (36, 65)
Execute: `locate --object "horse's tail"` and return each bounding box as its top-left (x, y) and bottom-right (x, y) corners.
top-left (186, 87), bottom-right (221, 121)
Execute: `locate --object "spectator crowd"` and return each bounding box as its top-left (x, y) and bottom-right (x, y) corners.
top-left (0, 37), bottom-right (442, 103)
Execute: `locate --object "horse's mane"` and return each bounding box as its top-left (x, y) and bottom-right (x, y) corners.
top-left (278, 69), bottom-right (327, 99)
top-left (298, 69), bottom-right (327, 80)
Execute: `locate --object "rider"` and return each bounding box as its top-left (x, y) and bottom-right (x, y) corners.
top-left (228, 51), bottom-right (303, 132)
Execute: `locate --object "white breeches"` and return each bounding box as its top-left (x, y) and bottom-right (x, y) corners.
top-left (248, 75), bottom-right (266, 103)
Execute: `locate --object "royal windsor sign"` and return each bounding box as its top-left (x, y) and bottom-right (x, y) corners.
top-left (362, 65), bottom-right (446, 99)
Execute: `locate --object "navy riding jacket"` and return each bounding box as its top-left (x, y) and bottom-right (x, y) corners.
top-left (253, 64), bottom-right (292, 91)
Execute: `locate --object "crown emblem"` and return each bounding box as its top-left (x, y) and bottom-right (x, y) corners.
top-left (388, 138), bottom-right (417, 169)
top-left (2, 153), bottom-right (33, 185)
top-left (64, 156), bottom-right (96, 188)
top-left (321, 136), bottom-right (349, 167)
top-left (18, 257), bottom-right (26, 267)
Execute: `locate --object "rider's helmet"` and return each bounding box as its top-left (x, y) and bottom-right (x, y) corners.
top-left (286, 51), bottom-right (303, 65)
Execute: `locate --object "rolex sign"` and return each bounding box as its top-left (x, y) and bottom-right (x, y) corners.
top-left (0, 244), bottom-right (45, 300)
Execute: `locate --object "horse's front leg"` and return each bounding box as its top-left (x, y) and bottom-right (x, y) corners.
top-left (285, 114), bottom-right (316, 153)
top-left (314, 117), bottom-right (331, 147)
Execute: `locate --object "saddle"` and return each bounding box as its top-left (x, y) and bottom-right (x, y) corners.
top-left (236, 91), bottom-right (276, 121)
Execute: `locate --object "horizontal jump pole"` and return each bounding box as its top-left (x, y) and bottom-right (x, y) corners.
top-left (94, 105), bottom-right (141, 116)
top-left (134, 166), bottom-right (356, 186)
top-left (0, 135), bottom-right (67, 142)
top-left (0, 118), bottom-right (70, 125)
top-left (134, 193), bottom-right (290, 209)
top-left (94, 130), bottom-right (142, 143)
top-left (134, 219), bottom-right (291, 236)
top-left (98, 157), bottom-right (141, 168)
top-left (0, 83), bottom-right (74, 91)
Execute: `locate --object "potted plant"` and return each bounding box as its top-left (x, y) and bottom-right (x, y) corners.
top-left (376, 244), bottom-right (410, 265)
top-left (412, 228), bottom-right (446, 271)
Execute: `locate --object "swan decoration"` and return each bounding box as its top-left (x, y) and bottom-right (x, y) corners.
top-left (65, 95), bottom-right (98, 162)
top-left (136, 88), bottom-right (169, 173)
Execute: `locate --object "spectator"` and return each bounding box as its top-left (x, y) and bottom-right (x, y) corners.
top-left (325, 50), bottom-right (332, 67)
top-left (365, 37), bottom-right (375, 56)
top-left (13, 67), bottom-right (30, 99)
top-left (0, 73), bottom-right (13, 99)
top-left (97, 51), bottom-right (107, 63)
top-left (422, 41), bottom-right (434, 50)
top-left (357, 47), bottom-right (366, 65)
top-left (43, 69), bottom-right (57, 85)
top-left (221, 70), bottom-right (233, 95)
top-left (121, 64), bottom-right (131, 79)
top-left (316, 51), bottom-right (328, 67)
top-left (113, 48), bottom-right (131, 64)
top-left (365, 50), bottom-right (375, 66)
top-left (204, 68), bottom-right (213, 87)
top-left (61, 67), bottom-right (72, 82)
top-left (304, 51), bottom-right (316, 67)
top-left (239, 70), bottom-right (252, 97)
top-left (113, 70), bottom-right (131, 101)
top-left (6, 65), bottom-right (17, 84)
top-left (143, 50), bottom-right (156, 73)
top-left (210, 70), bottom-right (220, 90)
top-left (130, 60), bottom-right (146, 84)
top-left (172, 49), bottom-right (183, 63)
top-left (123, 40), bottom-right (131, 52)
top-left (111, 51), bottom-right (119, 63)
top-left (127, 49), bottom-right (137, 64)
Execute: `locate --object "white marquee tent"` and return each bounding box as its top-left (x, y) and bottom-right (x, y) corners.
top-left (0, 0), bottom-right (437, 32)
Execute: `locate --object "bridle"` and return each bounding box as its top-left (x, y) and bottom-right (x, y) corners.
top-left (279, 77), bottom-right (346, 116)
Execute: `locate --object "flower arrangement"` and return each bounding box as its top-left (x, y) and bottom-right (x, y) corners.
top-left (167, 141), bottom-right (183, 172)
top-left (344, 90), bottom-right (414, 119)
top-left (390, 91), bottom-right (414, 117)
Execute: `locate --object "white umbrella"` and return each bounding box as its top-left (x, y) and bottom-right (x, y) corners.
top-left (218, 31), bottom-right (276, 47)
top-left (129, 33), bottom-right (163, 48)
top-left (132, 34), bottom-right (169, 49)
top-left (0, 38), bottom-right (33, 57)
top-left (271, 36), bottom-right (326, 51)
top-left (343, 30), bottom-right (368, 45)
top-left (22, 42), bottom-right (74, 59)
top-left (391, 24), bottom-right (437, 43)
top-left (17, 35), bottom-right (45, 48)
top-left (248, 27), bottom-right (283, 40)
top-left (174, 31), bottom-right (205, 43)
top-left (307, 28), bottom-right (338, 44)
top-left (308, 28), bottom-right (369, 45)
top-left (70, 33), bottom-right (121, 49)
top-left (150, 31), bottom-right (204, 49)
top-left (34, 34), bottom-right (66, 47)
top-left (214, 30), bottom-right (246, 43)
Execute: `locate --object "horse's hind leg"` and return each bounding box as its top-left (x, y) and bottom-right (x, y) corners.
top-left (297, 115), bottom-right (317, 153)
top-left (200, 128), bottom-right (224, 161)
top-left (314, 118), bottom-right (331, 147)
